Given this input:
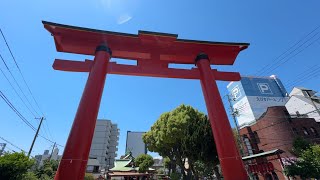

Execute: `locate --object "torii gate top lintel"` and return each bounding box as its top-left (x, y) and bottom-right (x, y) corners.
top-left (43, 21), bottom-right (249, 66)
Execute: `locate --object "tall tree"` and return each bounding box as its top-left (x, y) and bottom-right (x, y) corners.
top-left (0, 152), bottom-right (35, 180)
top-left (35, 159), bottom-right (59, 179)
top-left (284, 144), bottom-right (320, 179)
top-left (135, 154), bottom-right (154, 173)
top-left (143, 104), bottom-right (219, 179)
top-left (291, 137), bottom-right (311, 156)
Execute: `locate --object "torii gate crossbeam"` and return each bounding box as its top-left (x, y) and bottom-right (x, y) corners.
top-left (43, 21), bottom-right (249, 180)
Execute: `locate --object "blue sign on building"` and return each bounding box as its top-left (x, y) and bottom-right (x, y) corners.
top-left (227, 75), bottom-right (288, 127)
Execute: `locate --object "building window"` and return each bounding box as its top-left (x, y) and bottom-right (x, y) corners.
top-left (254, 131), bottom-right (260, 144)
top-left (243, 135), bottom-right (253, 155)
top-left (310, 127), bottom-right (319, 136)
top-left (292, 128), bottom-right (298, 135)
top-left (93, 166), bottom-right (99, 173)
top-left (302, 127), bottom-right (309, 136)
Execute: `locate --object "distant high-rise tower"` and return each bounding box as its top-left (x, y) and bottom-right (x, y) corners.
top-left (126, 131), bottom-right (147, 158)
top-left (87, 119), bottom-right (119, 172)
top-left (227, 75), bottom-right (289, 127)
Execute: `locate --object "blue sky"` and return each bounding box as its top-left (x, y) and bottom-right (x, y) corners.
top-left (0, 0), bottom-right (319, 157)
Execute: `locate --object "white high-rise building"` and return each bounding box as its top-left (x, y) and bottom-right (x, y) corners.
top-left (87, 119), bottom-right (119, 173)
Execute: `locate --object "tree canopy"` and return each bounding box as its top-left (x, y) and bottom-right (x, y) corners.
top-left (135, 154), bottom-right (154, 173)
top-left (285, 144), bottom-right (320, 179)
top-left (0, 152), bottom-right (35, 180)
top-left (143, 104), bottom-right (219, 179)
top-left (35, 159), bottom-right (59, 179)
top-left (291, 137), bottom-right (311, 156)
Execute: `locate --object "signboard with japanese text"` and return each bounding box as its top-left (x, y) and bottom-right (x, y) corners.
top-left (227, 76), bottom-right (288, 127)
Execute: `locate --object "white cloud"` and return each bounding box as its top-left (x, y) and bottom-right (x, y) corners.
top-left (117, 14), bottom-right (132, 24)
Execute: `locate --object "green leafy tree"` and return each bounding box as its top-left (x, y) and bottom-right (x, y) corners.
top-left (0, 152), bottom-right (35, 180)
top-left (170, 172), bottom-right (182, 180)
top-left (284, 144), bottom-right (320, 179)
top-left (22, 171), bottom-right (38, 180)
top-left (143, 105), bottom-right (219, 179)
top-left (135, 154), bottom-right (154, 173)
top-left (291, 137), bottom-right (311, 156)
top-left (35, 159), bottom-right (59, 179)
top-left (84, 173), bottom-right (95, 180)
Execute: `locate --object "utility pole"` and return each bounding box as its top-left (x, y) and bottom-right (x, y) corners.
top-left (49, 142), bottom-right (56, 160)
top-left (28, 117), bottom-right (44, 157)
top-left (226, 94), bottom-right (244, 156)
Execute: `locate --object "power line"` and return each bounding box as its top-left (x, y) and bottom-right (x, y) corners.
top-left (285, 68), bottom-right (320, 88)
top-left (0, 28), bottom-right (44, 116)
top-left (0, 91), bottom-right (36, 131)
top-left (0, 136), bottom-right (26, 152)
top-left (4, 146), bottom-right (16, 153)
top-left (283, 65), bottom-right (320, 86)
top-left (0, 29), bottom-right (59, 149)
top-left (0, 53), bottom-right (39, 117)
top-left (38, 134), bottom-right (64, 147)
top-left (266, 35), bottom-right (320, 75)
top-left (255, 25), bottom-right (320, 76)
top-left (44, 120), bottom-right (54, 142)
top-left (0, 64), bottom-right (37, 117)
top-left (0, 91), bottom-right (63, 147)
top-left (256, 25), bottom-right (320, 75)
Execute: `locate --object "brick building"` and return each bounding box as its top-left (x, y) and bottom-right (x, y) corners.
top-left (239, 106), bottom-right (320, 180)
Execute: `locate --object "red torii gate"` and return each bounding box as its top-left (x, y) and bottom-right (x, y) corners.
top-left (43, 21), bottom-right (249, 180)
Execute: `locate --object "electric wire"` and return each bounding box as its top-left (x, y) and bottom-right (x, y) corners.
top-left (0, 65), bottom-right (37, 117)
top-left (264, 35), bottom-right (320, 75)
top-left (0, 53), bottom-right (52, 141)
top-left (255, 25), bottom-right (320, 76)
top-left (0, 91), bottom-right (36, 131)
top-left (4, 146), bottom-right (16, 153)
top-left (0, 136), bottom-right (26, 152)
top-left (0, 29), bottom-right (58, 147)
top-left (255, 25), bottom-right (320, 75)
top-left (0, 29), bottom-right (44, 116)
top-left (286, 69), bottom-right (320, 88)
top-left (0, 53), bottom-right (39, 117)
top-left (283, 65), bottom-right (320, 87)
top-left (0, 91), bottom-right (64, 147)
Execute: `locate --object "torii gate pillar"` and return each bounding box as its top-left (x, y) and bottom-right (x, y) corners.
top-left (196, 54), bottom-right (247, 180)
top-left (55, 44), bottom-right (111, 180)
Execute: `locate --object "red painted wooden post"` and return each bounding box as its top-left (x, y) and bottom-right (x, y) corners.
top-left (54, 44), bottom-right (111, 180)
top-left (196, 53), bottom-right (248, 180)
